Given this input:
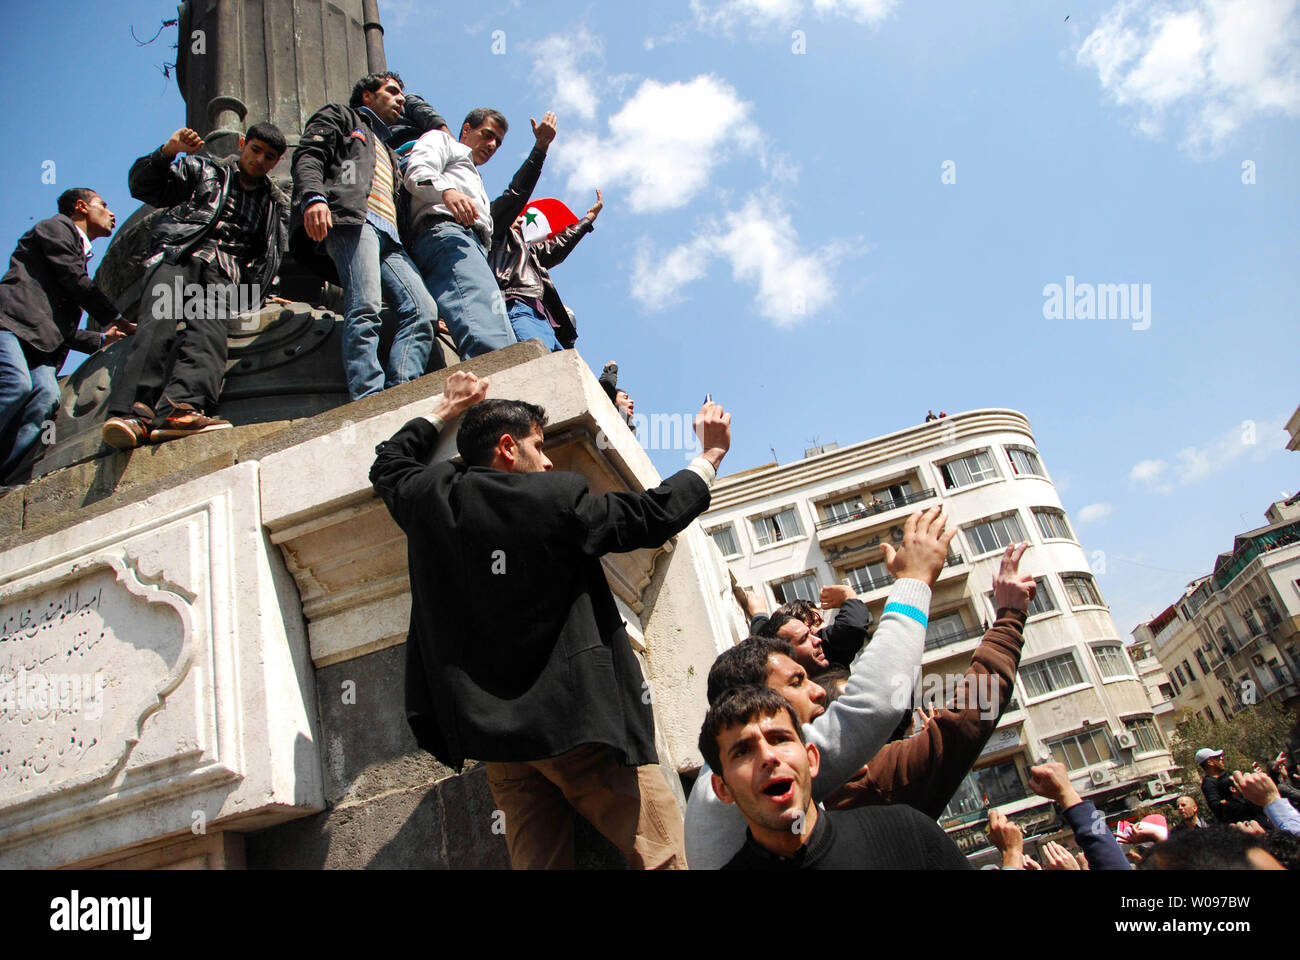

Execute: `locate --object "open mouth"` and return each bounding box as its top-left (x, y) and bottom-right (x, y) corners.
top-left (762, 777), bottom-right (794, 803)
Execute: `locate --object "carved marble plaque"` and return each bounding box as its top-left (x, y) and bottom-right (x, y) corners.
top-left (0, 557), bottom-right (193, 809)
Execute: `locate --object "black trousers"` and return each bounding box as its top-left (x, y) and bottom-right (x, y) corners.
top-left (108, 258), bottom-right (234, 424)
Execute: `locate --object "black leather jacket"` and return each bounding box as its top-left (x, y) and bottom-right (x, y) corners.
top-left (128, 147), bottom-right (290, 293)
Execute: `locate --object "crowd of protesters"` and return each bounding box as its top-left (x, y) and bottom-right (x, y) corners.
top-left (1, 69), bottom-right (1296, 872)
top-left (0, 71), bottom-right (610, 482)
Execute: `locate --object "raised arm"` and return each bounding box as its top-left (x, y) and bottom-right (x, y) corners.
top-left (805, 507), bottom-right (957, 800)
top-left (1030, 761), bottom-right (1131, 870)
top-left (369, 371), bottom-right (491, 528)
top-left (572, 399), bottom-right (729, 555)
top-left (490, 111), bottom-right (556, 243)
top-left (128, 128), bottom-right (207, 209)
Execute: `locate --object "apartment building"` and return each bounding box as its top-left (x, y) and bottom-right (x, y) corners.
top-left (1133, 495), bottom-right (1300, 723)
top-left (700, 409), bottom-right (1178, 849)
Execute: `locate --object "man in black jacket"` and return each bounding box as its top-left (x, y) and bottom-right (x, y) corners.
top-left (1197, 747), bottom-right (1268, 827)
top-left (370, 369), bottom-right (732, 869)
top-left (0, 189), bottom-right (130, 477)
top-left (101, 124), bottom-right (289, 448)
top-left (291, 72), bottom-right (444, 401)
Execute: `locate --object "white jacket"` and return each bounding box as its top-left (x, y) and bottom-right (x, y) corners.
top-left (404, 130), bottom-right (492, 242)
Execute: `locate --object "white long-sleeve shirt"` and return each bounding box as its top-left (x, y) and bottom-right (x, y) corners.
top-left (403, 129), bottom-right (492, 242)
top-left (685, 578), bottom-right (932, 869)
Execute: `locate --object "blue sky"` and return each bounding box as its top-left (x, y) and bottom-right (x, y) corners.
top-left (2, 0), bottom-right (1297, 639)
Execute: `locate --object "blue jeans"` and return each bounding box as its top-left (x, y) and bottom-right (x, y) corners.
top-left (506, 298), bottom-right (563, 352)
top-left (325, 223), bottom-right (439, 401)
top-left (409, 221), bottom-right (516, 359)
top-left (0, 330), bottom-right (59, 476)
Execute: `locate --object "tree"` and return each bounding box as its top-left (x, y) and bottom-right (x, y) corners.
top-left (1168, 701), bottom-right (1297, 791)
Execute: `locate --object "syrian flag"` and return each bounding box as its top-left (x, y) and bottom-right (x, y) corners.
top-left (520, 198), bottom-right (579, 242)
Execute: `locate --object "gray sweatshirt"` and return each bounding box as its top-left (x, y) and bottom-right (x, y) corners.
top-left (685, 578), bottom-right (931, 869)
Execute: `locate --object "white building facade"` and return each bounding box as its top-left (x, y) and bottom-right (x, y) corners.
top-left (700, 409), bottom-right (1178, 848)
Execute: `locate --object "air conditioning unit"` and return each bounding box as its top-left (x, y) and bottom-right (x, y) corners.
top-left (1116, 732), bottom-right (1137, 750)
top-left (1146, 781), bottom-right (1164, 798)
top-left (1090, 768), bottom-right (1113, 786)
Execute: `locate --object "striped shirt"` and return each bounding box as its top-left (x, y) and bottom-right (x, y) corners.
top-left (191, 176), bottom-right (268, 282)
top-left (366, 138), bottom-right (399, 231)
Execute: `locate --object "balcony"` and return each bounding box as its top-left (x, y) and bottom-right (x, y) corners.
top-left (814, 488), bottom-right (938, 534)
top-left (924, 625), bottom-right (986, 653)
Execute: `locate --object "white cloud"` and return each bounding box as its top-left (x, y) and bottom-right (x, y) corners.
top-left (530, 31), bottom-right (603, 124)
top-left (630, 193), bottom-right (845, 326)
top-left (1077, 0), bottom-right (1300, 155)
top-left (554, 75), bottom-right (760, 214)
top-left (1076, 503), bottom-right (1114, 524)
top-left (690, 0), bottom-right (897, 29)
top-left (1129, 458), bottom-right (1170, 491)
top-left (1129, 417), bottom-right (1286, 493)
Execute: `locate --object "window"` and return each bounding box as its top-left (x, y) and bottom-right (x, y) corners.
top-left (1006, 445), bottom-right (1046, 478)
top-left (1062, 573), bottom-right (1105, 608)
top-left (1125, 716), bottom-right (1163, 753)
top-left (1020, 652), bottom-right (1084, 698)
top-left (871, 480), bottom-right (915, 505)
top-left (1217, 696), bottom-right (1231, 719)
top-left (752, 507), bottom-right (801, 547)
top-left (1173, 664), bottom-right (1186, 686)
top-left (987, 576), bottom-right (1055, 618)
top-left (1032, 507), bottom-right (1074, 541)
top-left (965, 513), bottom-right (1027, 556)
top-left (941, 760), bottom-right (1025, 820)
top-left (707, 524), bottom-right (739, 557)
top-left (1046, 728), bottom-right (1113, 770)
top-left (925, 611), bottom-right (970, 650)
top-left (822, 496), bottom-right (866, 523)
top-left (846, 560), bottom-right (893, 594)
top-left (1182, 658), bottom-right (1196, 681)
top-left (939, 450), bottom-right (998, 490)
top-left (1158, 682), bottom-right (1174, 700)
top-left (1195, 649), bottom-right (1210, 674)
top-left (1258, 595), bottom-right (1282, 628)
top-left (771, 572), bottom-right (819, 605)
top-left (1092, 643), bottom-right (1133, 679)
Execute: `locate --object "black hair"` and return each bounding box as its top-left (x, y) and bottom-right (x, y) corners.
top-left (350, 71), bottom-right (404, 109)
top-left (810, 666), bottom-right (850, 704)
top-left (699, 684), bottom-right (803, 776)
top-left (1264, 828), bottom-right (1300, 870)
top-left (57, 188), bottom-right (98, 217)
top-left (244, 122), bottom-right (287, 156)
top-left (706, 636), bottom-right (797, 705)
top-left (461, 107), bottom-right (508, 135)
top-left (456, 399), bottom-right (548, 468)
top-left (777, 598), bottom-right (822, 626)
top-left (1138, 824), bottom-right (1274, 870)
top-left (757, 611), bottom-right (797, 640)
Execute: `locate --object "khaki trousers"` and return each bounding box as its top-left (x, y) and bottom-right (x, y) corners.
top-left (485, 743), bottom-right (687, 870)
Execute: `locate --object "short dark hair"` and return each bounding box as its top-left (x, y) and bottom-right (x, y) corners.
top-left (245, 122), bottom-right (287, 157)
top-left (810, 666), bottom-right (850, 704)
top-left (456, 399), bottom-right (548, 468)
top-left (1139, 824), bottom-right (1272, 870)
top-left (461, 108), bottom-right (508, 135)
top-left (57, 188), bottom-right (98, 217)
top-left (350, 71), bottom-right (404, 109)
top-left (699, 684), bottom-right (803, 776)
top-left (1264, 828), bottom-right (1300, 871)
top-left (757, 611), bottom-right (797, 640)
top-left (706, 636), bottom-right (796, 705)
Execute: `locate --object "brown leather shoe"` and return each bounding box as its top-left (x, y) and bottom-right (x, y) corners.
top-left (150, 403), bottom-right (232, 441)
top-left (102, 415), bottom-right (150, 450)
